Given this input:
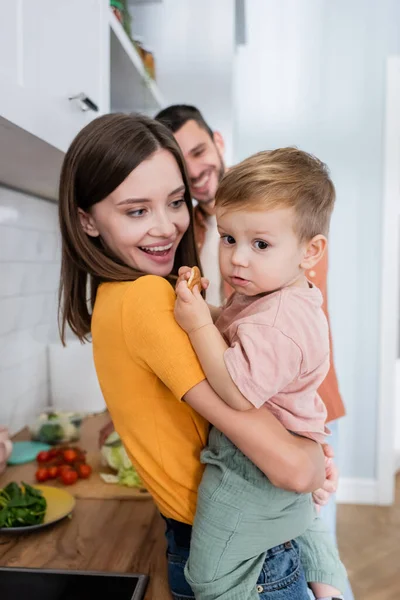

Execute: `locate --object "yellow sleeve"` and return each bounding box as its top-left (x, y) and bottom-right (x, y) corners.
top-left (122, 275), bottom-right (206, 399)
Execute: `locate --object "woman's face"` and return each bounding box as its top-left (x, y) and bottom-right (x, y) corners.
top-left (79, 149), bottom-right (190, 277)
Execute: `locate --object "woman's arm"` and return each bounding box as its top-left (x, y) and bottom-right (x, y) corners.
top-left (184, 380), bottom-right (325, 493)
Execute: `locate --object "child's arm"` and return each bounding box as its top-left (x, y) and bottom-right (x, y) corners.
top-left (190, 323), bottom-right (253, 411)
top-left (174, 281), bottom-right (253, 411)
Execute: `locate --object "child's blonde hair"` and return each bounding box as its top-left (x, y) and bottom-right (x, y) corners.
top-left (215, 147), bottom-right (335, 242)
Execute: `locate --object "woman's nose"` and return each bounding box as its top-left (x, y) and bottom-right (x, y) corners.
top-left (150, 213), bottom-right (176, 238)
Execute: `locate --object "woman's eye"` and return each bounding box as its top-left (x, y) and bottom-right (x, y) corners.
top-left (222, 235), bottom-right (235, 245)
top-left (127, 208), bottom-right (147, 218)
top-left (170, 199), bottom-right (185, 209)
top-left (254, 240), bottom-right (269, 250)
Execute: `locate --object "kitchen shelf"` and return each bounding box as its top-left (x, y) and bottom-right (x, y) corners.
top-left (109, 9), bottom-right (164, 114)
top-left (0, 116), bottom-right (63, 202)
top-left (0, 80), bottom-right (74, 202)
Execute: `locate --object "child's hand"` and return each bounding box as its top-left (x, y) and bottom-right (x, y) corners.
top-left (176, 266), bottom-right (209, 292)
top-left (175, 280), bottom-right (213, 334)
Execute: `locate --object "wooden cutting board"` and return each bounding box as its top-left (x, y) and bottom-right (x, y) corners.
top-left (1, 451), bottom-right (151, 500)
top-left (0, 413), bottom-right (151, 501)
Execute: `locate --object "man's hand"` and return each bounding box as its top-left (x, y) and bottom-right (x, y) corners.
top-left (174, 280), bottom-right (213, 334)
top-left (98, 419), bottom-right (115, 448)
top-left (176, 266), bottom-right (209, 292)
top-left (312, 443), bottom-right (338, 507)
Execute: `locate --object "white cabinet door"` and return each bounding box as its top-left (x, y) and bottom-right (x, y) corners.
top-left (21, 0), bottom-right (109, 144)
top-left (0, 1), bottom-right (20, 85)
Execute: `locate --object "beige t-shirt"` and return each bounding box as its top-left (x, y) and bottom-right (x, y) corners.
top-left (216, 284), bottom-right (330, 443)
top-left (200, 214), bottom-right (223, 306)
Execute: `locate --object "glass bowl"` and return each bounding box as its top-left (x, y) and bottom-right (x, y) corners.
top-left (29, 411), bottom-right (84, 445)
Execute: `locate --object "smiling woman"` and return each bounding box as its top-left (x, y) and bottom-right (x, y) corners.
top-left (78, 151), bottom-right (190, 277)
top-left (58, 113), bottom-right (200, 343)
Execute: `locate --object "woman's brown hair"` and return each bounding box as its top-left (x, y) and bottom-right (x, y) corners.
top-left (58, 113), bottom-right (201, 344)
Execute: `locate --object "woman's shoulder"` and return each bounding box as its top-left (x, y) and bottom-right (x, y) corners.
top-left (120, 276), bottom-right (186, 352)
top-left (118, 276), bottom-right (178, 333)
top-left (122, 275), bottom-right (175, 310)
top-left (95, 276), bottom-right (175, 318)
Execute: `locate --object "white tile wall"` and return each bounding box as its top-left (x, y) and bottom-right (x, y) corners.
top-left (0, 186), bottom-right (60, 433)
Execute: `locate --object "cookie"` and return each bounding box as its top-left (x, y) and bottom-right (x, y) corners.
top-left (187, 266), bottom-right (202, 292)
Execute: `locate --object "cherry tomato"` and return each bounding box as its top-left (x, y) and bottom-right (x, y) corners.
top-left (58, 464), bottom-right (73, 476)
top-left (77, 464), bottom-right (92, 479)
top-left (61, 469), bottom-right (78, 485)
top-left (37, 451), bottom-right (50, 463)
top-left (47, 466), bottom-right (59, 479)
top-left (48, 448), bottom-right (60, 459)
top-left (63, 449), bottom-right (78, 464)
top-left (35, 467), bottom-right (49, 482)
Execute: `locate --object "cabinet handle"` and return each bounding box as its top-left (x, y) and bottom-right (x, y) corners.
top-left (69, 93), bottom-right (99, 112)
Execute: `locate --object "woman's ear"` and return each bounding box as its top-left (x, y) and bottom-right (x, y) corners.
top-left (300, 235), bottom-right (327, 270)
top-left (78, 208), bottom-right (100, 237)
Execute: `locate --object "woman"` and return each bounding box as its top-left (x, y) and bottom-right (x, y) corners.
top-left (58, 113), bottom-right (332, 599)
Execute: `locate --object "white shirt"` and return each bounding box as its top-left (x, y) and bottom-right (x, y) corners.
top-left (200, 214), bottom-right (222, 306)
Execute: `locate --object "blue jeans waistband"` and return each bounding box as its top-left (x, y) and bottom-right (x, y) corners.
top-left (161, 514), bottom-right (192, 549)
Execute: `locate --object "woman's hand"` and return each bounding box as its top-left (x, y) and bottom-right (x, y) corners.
top-left (312, 444), bottom-right (338, 507)
top-left (184, 381), bottom-right (326, 493)
top-left (175, 281), bottom-right (213, 334)
top-left (176, 266), bottom-right (209, 292)
top-left (0, 427), bottom-right (12, 475)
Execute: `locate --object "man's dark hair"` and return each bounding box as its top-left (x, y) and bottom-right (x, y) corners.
top-left (155, 105), bottom-right (213, 139)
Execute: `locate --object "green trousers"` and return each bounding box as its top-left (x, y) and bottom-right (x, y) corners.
top-left (185, 427), bottom-right (347, 600)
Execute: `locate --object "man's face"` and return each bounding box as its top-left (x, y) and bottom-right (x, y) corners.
top-left (174, 120), bottom-right (225, 213)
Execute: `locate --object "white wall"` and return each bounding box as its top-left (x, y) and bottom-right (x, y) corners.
top-left (0, 186), bottom-right (106, 431)
top-left (235, 0), bottom-right (400, 481)
top-left (128, 0), bottom-right (235, 163)
top-left (0, 187), bottom-right (59, 433)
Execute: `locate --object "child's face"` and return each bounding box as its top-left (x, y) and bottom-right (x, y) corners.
top-left (216, 206), bottom-right (307, 296)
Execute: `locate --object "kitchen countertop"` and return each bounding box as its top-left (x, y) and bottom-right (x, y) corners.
top-left (0, 413), bottom-right (172, 600)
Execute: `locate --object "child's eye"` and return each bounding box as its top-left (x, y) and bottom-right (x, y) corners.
top-left (254, 240), bottom-right (269, 250)
top-left (221, 235), bottom-right (236, 245)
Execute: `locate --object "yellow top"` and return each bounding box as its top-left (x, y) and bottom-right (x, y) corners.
top-left (92, 275), bottom-right (208, 524)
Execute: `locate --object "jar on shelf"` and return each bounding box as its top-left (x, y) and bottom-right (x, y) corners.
top-left (132, 35), bottom-right (146, 63)
top-left (143, 46), bottom-right (156, 80)
top-left (110, 0), bottom-right (124, 24)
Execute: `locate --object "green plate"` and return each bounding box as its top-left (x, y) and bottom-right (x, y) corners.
top-left (7, 441), bottom-right (51, 465)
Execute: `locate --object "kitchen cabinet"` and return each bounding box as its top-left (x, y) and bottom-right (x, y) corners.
top-left (0, 0), bottom-right (165, 201)
top-left (21, 0), bottom-right (109, 133)
top-left (0, 0), bottom-right (108, 150)
top-left (0, 2), bottom-right (19, 86)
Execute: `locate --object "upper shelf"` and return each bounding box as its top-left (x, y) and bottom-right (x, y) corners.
top-left (109, 10), bottom-right (164, 114)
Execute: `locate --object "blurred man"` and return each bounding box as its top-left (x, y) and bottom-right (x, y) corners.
top-left (156, 104), bottom-right (352, 600)
top-left (156, 105), bottom-right (227, 307)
